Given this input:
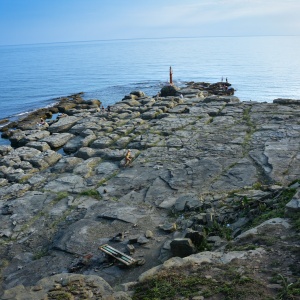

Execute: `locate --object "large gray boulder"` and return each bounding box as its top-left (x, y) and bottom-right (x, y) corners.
top-left (48, 116), bottom-right (81, 133)
top-left (41, 132), bottom-right (74, 148)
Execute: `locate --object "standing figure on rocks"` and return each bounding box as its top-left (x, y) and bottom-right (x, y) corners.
top-left (169, 66), bottom-right (173, 85)
top-left (124, 149), bottom-right (132, 167)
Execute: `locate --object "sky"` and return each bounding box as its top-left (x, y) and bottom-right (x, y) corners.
top-left (0, 0), bottom-right (300, 45)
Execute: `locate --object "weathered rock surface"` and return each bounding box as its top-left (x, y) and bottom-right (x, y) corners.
top-left (2, 273), bottom-right (130, 300)
top-left (0, 82), bottom-right (299, 299)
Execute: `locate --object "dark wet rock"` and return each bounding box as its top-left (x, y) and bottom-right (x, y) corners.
top-left (170, 238), bottom-right (197, 257)
top-left (184, 230), bottom-right (205, 247)
top-left (160, 85), bottom-right (180, 97)
top-left (0, 118), bottom-right (9, 125)
top-left (273, 98), bottom-right (300, 105)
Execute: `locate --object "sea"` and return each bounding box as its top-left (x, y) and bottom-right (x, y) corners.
top-left (0, 36), bottom-right (300, 145)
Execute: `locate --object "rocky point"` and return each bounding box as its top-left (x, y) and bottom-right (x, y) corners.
top-left (0, 81), bottom-right (299, 299)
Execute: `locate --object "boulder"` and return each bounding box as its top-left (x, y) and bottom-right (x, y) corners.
top-left (26, 141), bottom-right (51, 152)
top-left (235, 218), bottom-right (290, 241)
top-left (50, 157), bottom-right (84, 173)
top-left (63, 134), bottom-right (96, 154)
top-left (130, 90), bottom-right (145, 98)
top-left (13, 146), bottom-right (42, 161)
top-left (41, 133), bottom-right (74, 148)
top-left (0, 145), bottom-right (13, 156)
top-left (184, 230), bottom-right (205, 247)
top-left (18, 130), bottom-right (51, 146)
top-left (48, 116), bottom-right (80, 133)
top-left (170, 238), bottom-right (197, 257)
top-left (160, 85), bottom-right (180, 97)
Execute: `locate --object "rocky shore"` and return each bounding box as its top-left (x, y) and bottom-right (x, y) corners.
top-left (0, 81), bottom-right (299, 299)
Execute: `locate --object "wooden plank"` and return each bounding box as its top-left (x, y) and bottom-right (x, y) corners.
top-left (99, 244), bottom-right (136, 266)
top-left (100, 245), bottom-right (135, 265)
top-left (102, 246), bottom-right (133, 263)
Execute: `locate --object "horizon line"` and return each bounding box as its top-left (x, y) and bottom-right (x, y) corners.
top-left (0, 34), bottom-right (299, 47)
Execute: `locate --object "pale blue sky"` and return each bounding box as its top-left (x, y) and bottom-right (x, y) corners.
top-left (0, 0), bottom-right (299, 45)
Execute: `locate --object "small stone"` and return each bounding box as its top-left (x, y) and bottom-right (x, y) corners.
top-left (137, 236), bottom-right (149, 244)
top-left (53, 283), bottom-right (62, 290)
top-left (31, 285), bottom-right (43, 291)
top-left (145, 230), bottom-right (153, 238)
top-left (126, 244), bottom-right (135, 255)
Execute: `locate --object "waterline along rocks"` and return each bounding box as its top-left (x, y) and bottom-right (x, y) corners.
top-left (0, 81), bottom-right (300, 299)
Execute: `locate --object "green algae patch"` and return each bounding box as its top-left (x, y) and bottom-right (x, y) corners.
top-left (79, 189), bottom-right (101, 200)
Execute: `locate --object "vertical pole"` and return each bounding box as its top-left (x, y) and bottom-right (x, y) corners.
top-left (169, 66), bottom-right (173, 85)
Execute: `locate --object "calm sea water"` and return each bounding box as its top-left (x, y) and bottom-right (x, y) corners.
top-left (0, 36), bottom-right (299, 129)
